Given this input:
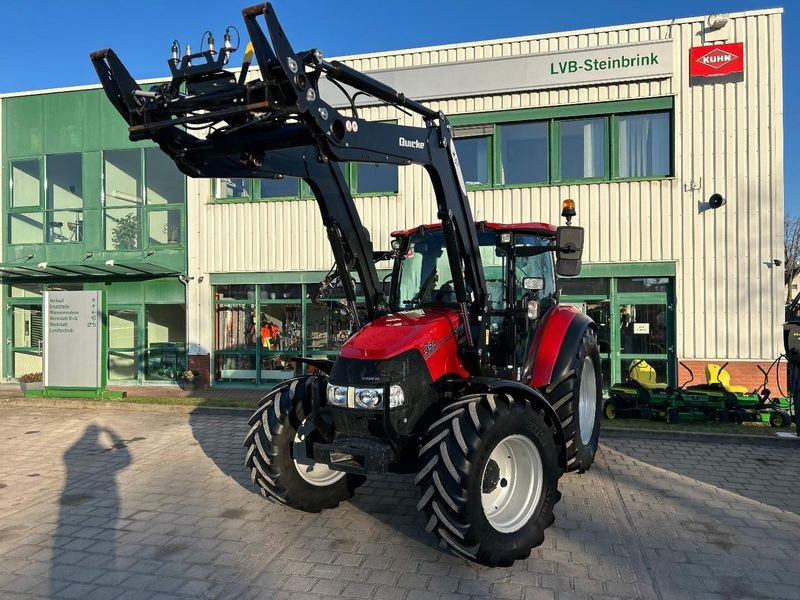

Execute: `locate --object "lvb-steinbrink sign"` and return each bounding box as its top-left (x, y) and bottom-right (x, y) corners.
top-left (323, 40), bottom-right (673, 104)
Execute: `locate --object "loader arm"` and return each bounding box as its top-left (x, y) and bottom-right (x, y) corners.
top-left (90, 2), bottom-right (487, 363)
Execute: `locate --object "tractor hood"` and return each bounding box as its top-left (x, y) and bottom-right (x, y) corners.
top-left (339, 307), bottom-right (462, 362)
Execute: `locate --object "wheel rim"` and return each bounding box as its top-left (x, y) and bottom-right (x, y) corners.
top-left (579, 357), bottom-right (598, 445)
top-left (605, 402), bottom-right (616, 419)
top-left (292, 419), bottom-right (346, 487)
top-left (480, 434), bottom-right (543, 534)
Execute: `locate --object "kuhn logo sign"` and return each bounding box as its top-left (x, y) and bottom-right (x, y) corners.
top-left (689, 42), bottom-right (744, 79)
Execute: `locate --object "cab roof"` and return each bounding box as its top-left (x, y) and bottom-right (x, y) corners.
top-left (391, 221), bottom-right (557, 238)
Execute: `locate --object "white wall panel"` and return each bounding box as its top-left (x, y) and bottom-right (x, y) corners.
top-left (191, 9), bottom-right (783, 362)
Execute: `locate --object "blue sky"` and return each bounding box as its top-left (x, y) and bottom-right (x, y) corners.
top-left (1, 1), bottom-right (793, 213)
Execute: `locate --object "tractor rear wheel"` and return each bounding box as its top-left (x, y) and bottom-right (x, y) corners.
top-left (243, 375), bottom-right (365, 512)
top-left (415, 394), bottom-right (561, 566)
top-left (545, 329), bottom-right (602, 472)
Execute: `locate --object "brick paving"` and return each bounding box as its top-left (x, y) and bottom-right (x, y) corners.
top-left (0, 405), bottom-right (798, 600)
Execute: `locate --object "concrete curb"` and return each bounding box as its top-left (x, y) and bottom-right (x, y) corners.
top-left (602, 426), bottom-right (800, 447)
top-left (0, 397), bottom-right (252, 417)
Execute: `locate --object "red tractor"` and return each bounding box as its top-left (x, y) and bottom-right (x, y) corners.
top-left (91, 3), bottom-right (602, 566)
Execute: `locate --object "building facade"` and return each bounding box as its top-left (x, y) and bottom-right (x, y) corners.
top-left (0, 9), bottom-right (784, 392)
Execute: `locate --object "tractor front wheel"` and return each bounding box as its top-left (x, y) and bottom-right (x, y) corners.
top-left (243, 376), bottom-right (364, 512)
top-left (415, 394), bottom-right (561, 566)
top-left (603, 398), bottom-right (619, 420)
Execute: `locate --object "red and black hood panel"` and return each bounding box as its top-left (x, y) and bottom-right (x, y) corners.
top-left (335, 307), bottom-right (470, 383)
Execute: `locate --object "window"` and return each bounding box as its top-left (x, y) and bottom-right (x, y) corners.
top-left (46, 153), bottom-right (83, 243)
top-left (103, 148), bottom-right (186, 250)
top-left (355, 163), bottom-right (398, 195)
top-left (618, 113), bottom-right (671, 178)
top-left (451, 99), bottom-right (672, 188)
top-left (500, 122), bottom-right (548, 185)
top-left (559, 118), bottom-right (605, 180)
top-left (8, 154), bottom-right (85, 245)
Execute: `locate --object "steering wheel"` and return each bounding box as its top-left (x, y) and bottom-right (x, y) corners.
top-left (435, 280), bottom-right (455, 303)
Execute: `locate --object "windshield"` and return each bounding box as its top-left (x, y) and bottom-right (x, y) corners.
top-left (395, 230), bottom-right (503, 309)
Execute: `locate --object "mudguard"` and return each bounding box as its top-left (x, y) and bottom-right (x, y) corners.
top-left (526, 305), bottom-right (597, 390)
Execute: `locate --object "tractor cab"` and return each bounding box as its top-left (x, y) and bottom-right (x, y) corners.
top-left (388, 222), bottom-right (560, 379)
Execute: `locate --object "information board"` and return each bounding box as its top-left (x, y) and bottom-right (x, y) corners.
top-left (43, 290), bottom-right (103, 388)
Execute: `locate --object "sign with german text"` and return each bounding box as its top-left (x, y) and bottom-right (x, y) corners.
top-left (689, 43), bottom-right (744, 79)
top-left (43, 290), bottom-right (103, 388)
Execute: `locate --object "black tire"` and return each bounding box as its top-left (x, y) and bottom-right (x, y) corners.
top-left (544, 329), bottom-right (602, 473)
top-left (604, 398), bottom-right (619, 420)
top-left (770, 411), bottom-right (791, 428)
top-left (415, 393), bottom-right (561, 567)
top-left (243, 375), bottom-right (365, 512)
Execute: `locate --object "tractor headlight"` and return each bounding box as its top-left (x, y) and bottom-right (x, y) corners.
top-left (355, 388), bottom-right (382, 409)
top-left (326, 384), bottom-right (348, 406)
top-left (389, 384), bottom-right (405, 408)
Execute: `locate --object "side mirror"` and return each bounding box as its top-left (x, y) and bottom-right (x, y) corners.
top-left (555, 225), bottom-right (584, 277)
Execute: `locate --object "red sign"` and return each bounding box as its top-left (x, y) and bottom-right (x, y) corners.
top-left (689, 43), bottom-right (744, 78)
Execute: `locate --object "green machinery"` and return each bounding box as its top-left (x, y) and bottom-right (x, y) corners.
top-left (605, 360), bottom-right (794, 427)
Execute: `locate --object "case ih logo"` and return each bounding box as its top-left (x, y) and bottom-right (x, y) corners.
top-left (689, 42), bottom-right (744, 80)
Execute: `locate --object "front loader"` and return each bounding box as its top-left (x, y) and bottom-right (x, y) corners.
top-left (90, 3), bottom-right (602, 566)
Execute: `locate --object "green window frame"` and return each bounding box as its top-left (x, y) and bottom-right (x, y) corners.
top-left (102, 147), bottom-right (187, 251)
top-left (6, 153), bottom-right (86, 245)
top-left (451, 97), bottom-right (674, 189)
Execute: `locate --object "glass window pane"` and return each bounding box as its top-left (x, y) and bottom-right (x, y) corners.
top-left (260, 284), bottom-right (302, 300)
top-left (215, 354), bottom-right (256, 382)
top-left (145, 148), bottom-right (185, 204)
top-left (559, 277), bottom-right (609, 296)
top-left (215, 285), bottom-right (255, 301)
top-left (105, 207), bottom-right (140, 250)
top-left (617, 277), bottom-right (670, 293)
top-left (306, 303), bottom-right (353, 351)
top-left (455, 137), bottom-right (489, 185)
top-left (11, 160), bottom-right (40, 208)
top-left (217, 177), bottom-right (250, 199)
top-left (12, 305), bottom-right (43, 348)
top-left (260, 304), bottom-right (302, 351)
top-left (10, 284), bottom-right (43, 298)
top-left (9, 212), bottom-right (44, 244)
top-left (46, 154), bottom-right (82, 210)
top-left (148, 209), bottom-right (182, 245)
top-left (261, 355), bottom-right (299, 382)
top-left (109, 309), bottom-right (137, 348)
top-left (109, 351), bottom-right (136, 380)
top-left (500, 122), bottom-right (548, 184)
top-left (620, 303), bottom-right (667, 355)
top-left (258, 176), bottom-right (299, 199)
top-left (618, 112), bottom-right (671, 178)
top-left (13, 350), bottom-right (42, 379)
top-left (104, 149), bottom-right (142, 206)
top-left (46, 209), bottom-right (83, 243)
top-left (356, 163), bottom-right (398, 194)
top-left (144, 304), bottom-right (186, 381)
top-left (560, 118), bottom-right (605, 180)
top-left (216, 303), bottom-right (257, 350)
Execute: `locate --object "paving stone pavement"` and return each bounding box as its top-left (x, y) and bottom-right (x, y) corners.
top-left (0, 405), bottom-right (799, 600)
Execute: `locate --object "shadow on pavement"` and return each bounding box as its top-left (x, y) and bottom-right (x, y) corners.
top-left (50, 424), bottom-right (131, 597)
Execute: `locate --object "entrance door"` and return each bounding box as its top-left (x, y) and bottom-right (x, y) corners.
top-left (108, 308), bottom-right (139, 382)
top-left (561, 273), bottom-right (675, 388)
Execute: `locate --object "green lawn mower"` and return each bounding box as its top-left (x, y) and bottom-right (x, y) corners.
top-left (605, 360), bottom-right (794, 427)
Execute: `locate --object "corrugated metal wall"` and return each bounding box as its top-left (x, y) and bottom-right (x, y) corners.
top-left (189, 9), bottom-right (784, 362)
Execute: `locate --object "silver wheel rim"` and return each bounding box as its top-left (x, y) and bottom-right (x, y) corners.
top-left (579, 357), bottom-right (598, 446)
top-left (480, 434), bottom-right (543, 533)
top-left (292, 419), bottom-right (346, 487)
